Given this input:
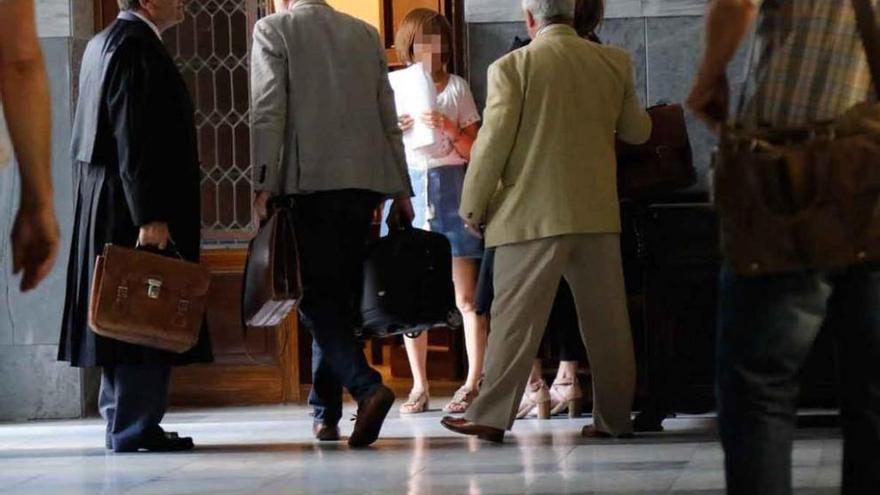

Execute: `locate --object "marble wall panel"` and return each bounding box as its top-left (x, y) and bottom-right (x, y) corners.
top-left (0, 163), bottom-right (13, 347)
top-left (607, 0), bottom-right (646, 18)
top-left (465, 0), bottom-right (705, 23)
top-left (36, 0), bottom-right (71, 38)
top-left (465, 0), bottom-right (522, 24)
top-left (466, 22), bottom-right (529, 110)
top-left (598, 18), bottom-right (648, 106)
top-left (646, 16), bottom-right (751, 194)
top-left (643, 0), bottom-right (706, 17)
top-left (0, 345), bottom-right (81, 421)
top-left (1, 38), bottom-right (75, 346)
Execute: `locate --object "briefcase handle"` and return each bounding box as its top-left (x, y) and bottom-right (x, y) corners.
top-left (135, 239), bottom-right (185, 261)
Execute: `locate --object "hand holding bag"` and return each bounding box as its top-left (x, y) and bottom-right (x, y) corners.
top-left (242, 196), bottom-right (301, 327)
top-left (88, 243), bottom-right (211, 353)
top-left (713, 0), bottom-right (880, 276)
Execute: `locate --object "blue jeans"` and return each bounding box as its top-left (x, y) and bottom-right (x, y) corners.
top-left (717, 263), bottom-right (880, 494)
top-left (296, 190), bottom-right (384, 426)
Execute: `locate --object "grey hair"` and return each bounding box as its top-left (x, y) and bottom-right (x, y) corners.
top-left (521, 0), bottom-right (576, 22)
top-left (117, 0), bottom-right (141, 10)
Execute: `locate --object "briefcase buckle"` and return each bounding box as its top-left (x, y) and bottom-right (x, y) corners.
top-left (147, 278), bottom-right (163, 299)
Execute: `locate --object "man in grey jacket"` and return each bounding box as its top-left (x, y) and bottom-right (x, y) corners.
top-left (250, 0), bottom-right (413, 447)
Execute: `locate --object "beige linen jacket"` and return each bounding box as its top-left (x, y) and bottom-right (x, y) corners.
top-left (249, 0), bottom-right (412, 197)
top-left (460, 25), bottom-right (651, 248)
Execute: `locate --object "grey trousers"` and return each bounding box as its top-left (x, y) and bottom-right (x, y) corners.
top-left (465, 234), bottom-right (636, 435)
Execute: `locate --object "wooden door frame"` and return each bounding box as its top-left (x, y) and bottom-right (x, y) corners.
top-left (169, 249), bottom-right (303, 406)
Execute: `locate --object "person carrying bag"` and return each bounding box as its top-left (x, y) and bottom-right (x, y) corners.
top-left (714, 0), bottom-right (880, 277)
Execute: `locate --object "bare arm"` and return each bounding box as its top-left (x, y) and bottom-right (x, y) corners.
top-left (0, 0), bottom-right (52, 211)
top-left (687, 0), bottom-right (758, 129)
top-left (450, 123), bottom-right (478, 162)
top-left (0, 0), bottom-right (59, 292)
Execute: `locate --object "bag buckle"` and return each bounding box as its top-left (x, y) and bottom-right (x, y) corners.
top-left (147, 278), bottom-right (163, 299)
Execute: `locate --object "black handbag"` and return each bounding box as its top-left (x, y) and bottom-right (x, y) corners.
top-left (357, 226), bottom-right (461, 339)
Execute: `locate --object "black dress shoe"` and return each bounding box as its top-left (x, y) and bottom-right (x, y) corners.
top-left (107, 430), bottom-right (180, 450)
top-left (313, 423), bottom-right (341, 441)
top-left (113, 432), bottom-right (195, 453)
top-left (441, 416), bottom-right (504, 444)
top-left (348, 385), bottom-right (394, 448)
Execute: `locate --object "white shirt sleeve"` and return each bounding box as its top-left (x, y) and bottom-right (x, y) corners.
top-left (454, 76), bottom-right (481, 129)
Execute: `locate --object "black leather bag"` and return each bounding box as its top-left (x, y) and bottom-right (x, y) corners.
top-left (358, 227), bottom-right (461, 339)
top-left (242, 196), bottom-right (301, 327)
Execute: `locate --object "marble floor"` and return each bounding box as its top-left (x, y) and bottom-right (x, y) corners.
top-left (0, 403), bottom-right (842, 495)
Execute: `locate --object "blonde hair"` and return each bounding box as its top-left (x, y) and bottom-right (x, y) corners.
top-left (395, 9), bottom-right (453, 66)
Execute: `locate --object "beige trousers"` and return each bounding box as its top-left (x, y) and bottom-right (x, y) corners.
top-left (464, 233), bottom-right (636, 435)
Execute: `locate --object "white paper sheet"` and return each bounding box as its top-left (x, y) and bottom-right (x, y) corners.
top-left (388, 63), bottom-right (442, 152)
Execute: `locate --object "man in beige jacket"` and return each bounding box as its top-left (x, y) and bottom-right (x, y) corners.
top-left (442, 0), bottom-right (651, 442)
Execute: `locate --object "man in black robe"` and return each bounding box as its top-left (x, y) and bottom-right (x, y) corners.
top-left (59, 0), bottom-right (212, 453)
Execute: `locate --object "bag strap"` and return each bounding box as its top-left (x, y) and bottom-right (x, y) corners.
top-left (852, 0), bottom-right (880, 98)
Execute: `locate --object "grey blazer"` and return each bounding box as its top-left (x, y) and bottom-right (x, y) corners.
top-left (249, 0), bottom-right (412, 197)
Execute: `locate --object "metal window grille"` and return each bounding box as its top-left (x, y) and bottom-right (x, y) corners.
top-left (163, 0), bottom-right (271, 245)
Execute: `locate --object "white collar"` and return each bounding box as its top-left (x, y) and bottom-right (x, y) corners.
top-left (536, 24), bottom-right (554, 38)
top-left (119, 10), bottom-right (162, 40)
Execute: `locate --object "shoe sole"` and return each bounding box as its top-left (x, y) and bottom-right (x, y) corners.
top-left (348, 389), bottom-right (394, 448)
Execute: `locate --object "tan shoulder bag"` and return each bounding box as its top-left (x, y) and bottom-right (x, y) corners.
top-left (713, 0), bottom-right (880, 276)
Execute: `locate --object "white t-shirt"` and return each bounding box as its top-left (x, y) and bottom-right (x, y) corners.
top-left (404, 74), bottom-right (481, 170)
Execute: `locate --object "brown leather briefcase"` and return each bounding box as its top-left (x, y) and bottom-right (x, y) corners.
top-left (88, 244), bottom-right (211, 353)
top-left (617, 103), bottom-right (696, 199)
top-left (242, 197), bottom-right (301, 327)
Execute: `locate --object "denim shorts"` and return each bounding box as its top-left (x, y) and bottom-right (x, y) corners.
top-left (383, 166), bottom-right (483, 259)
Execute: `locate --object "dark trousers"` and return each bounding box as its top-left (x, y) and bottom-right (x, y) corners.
top-left (296, 190), bottom-right (384, 425)
top-left (717, 263), bottom-right (880, 494)
top-left (100, 364), bottom-right (171, 452)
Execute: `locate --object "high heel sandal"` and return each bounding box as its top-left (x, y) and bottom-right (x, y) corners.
top-left (443, 386), bottom-right (478, 413)
top-left (549, 379), bottom-right (584, 418)
top-left (516, 380), bottom-right (552, 420)
top-left (399, 390), bottom-right (429, 414)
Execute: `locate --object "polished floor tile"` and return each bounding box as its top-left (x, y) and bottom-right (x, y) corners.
top-left (0, 403), bottom-right (843, 494)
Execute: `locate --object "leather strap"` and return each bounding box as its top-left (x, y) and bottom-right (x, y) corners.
top-left (852, 0), bottom-right (880, 98)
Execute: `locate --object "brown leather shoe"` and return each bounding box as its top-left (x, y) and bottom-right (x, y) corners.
top-left (313, 423), bottom-right (341, 441)
top-left (582, 424), bottom-right (635, 439)
top-left (441, 416), bottom-right (504, 444)
top-left (348, 385), bottom-right (394, 448)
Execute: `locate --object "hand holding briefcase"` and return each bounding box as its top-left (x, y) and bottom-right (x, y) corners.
top-left (88, 244), bottom-right (211, 353)
top-left (242, 196), bottom-right (301, 328)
